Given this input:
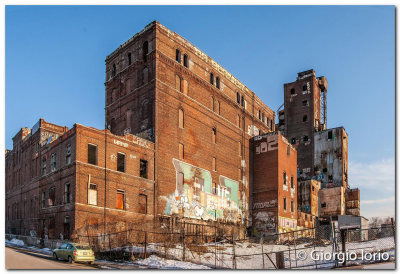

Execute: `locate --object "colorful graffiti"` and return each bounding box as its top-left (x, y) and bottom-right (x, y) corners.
top-left (163, 159), bottom-right (245, 223)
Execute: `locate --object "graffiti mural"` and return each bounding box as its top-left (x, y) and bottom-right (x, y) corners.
top-left (163, 159), bottom-right (244, 223)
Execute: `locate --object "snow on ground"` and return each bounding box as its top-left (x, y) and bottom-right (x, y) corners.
top-left (134, 255), bottom-right (211, 269)
top-left (6, 238), bottom-right (25, 246)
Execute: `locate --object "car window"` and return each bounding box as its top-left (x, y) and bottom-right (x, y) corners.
top-left (76, 246), bottom-right (91, 250)
top-left (60, 243), bottom-right (67, 249)
top-left (67, 244), bottom-right (73, 249)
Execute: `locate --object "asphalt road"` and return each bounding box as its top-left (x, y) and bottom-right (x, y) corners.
top-left (5, 247), bottom-right (96, 270)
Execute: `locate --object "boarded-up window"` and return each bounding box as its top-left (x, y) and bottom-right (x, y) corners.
top-left (117, 153), bottom-right (125, 173)
top-left (179, 143), bottom-right (184, 159)
top-left (140, 159), bottom-right (148, 179)
top-left (138, 194), bottom-right (147, 214)
top-left (182, 79), bottom-right (188, 95)
top-left (125, 79), bottom-right (131, 94)
top-left (175, 75), bottom-right (181, 91)
top-left (64, 183), bottom-right (70, 204)
top-left (212, 157), bottom-right (216, 171)
top-left (88, 144), bottom-right (97, 165)
top-left (48, 187), bottom-right (55, 207)
top-left (116, 190), bottom-right (125, 210)
top-left (177, 172), bottom-right (184, 194)
top-left (88, 183), bottom-right (97, 205)
top-left (178, 109), bottom-right (184, 128)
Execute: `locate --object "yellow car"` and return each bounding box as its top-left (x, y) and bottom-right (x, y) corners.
top-left (53, 243), bottom-right (95, 264)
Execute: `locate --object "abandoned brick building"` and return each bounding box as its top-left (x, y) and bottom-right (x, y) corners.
top-left (5, 118), bottom-right (154, 238)
top-left (250, 132), bottom-right (298, 238)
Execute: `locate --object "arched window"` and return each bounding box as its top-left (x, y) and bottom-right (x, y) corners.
top-left (178, 109), bottom-right (184, 128)
top-left (127, 52), bottom-right (132, 66)
top-left (176, 49), bottom-right (181, 63)
top-left (175, 75), bottom-right (181, 92)
top-left (216, 77), bottom-right (220, 89)
top-left (210, 73), bottom-right (214, 85)
top-left (111, 64), bottom-right (116, 78)
top-left (182, 79), bottom-right (188, 95)
top-left (183, 54), bottom-right (188, 68)
top-left (143, 41), bottom-right (148, 62)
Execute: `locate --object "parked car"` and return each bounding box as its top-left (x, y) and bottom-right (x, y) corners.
top-left (53, 243), bottom-right (95, 264)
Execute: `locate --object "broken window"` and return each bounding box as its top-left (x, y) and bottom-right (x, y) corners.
top-left (303, 136), bottom-right (309, 142)
top-left (290, 88), bottom-right (295, 95)
top-left (176, 49), bottom-right (181, 63)
top-left (328, 131), bottom-right (333, 140)
top-left (143, 41), bottom-right (148, 62)
top-left (210, 73), bottom-right (214, 85)
top-left (140, 159), bottom-right (148, 179)
top-left (283, 172), bottom-right (287, 185)
top-left (179, 143), bottom-right (184, 159)
top-left (116, 190), bottom-right (125, 210)
top-left (64, 183), bottom-right (71, 204)
top-left (127, 52), bottom-right (132, 66)
top-left (50, 153), bottom-right (57, 172)
top-left (178, 109), bottom-right (184, 128)
top-left (212, 127), bottom-right (216, 144)
top-left (111, 64), bottom-right (116, 78)
top-left (65, 144), bottom-right (71, 165)
top-left (302, 100), bottom-right (308, 106)
top-left (88, 183), bottom-right (97, 205)
top-left (283, 197), bottom-right (287, 211)
top-left (138, 194), bottom-right (147, 214)
top-left (212, 157), bottom-right (216, 171)
top-left (303, 115), bottom-right (308, 122)
top-left (40, 157), bottom-right (47, 176)
top-left (48, 187), bottom-right (55, 207)
top-left (88, 144), bottom-right (97, 165)
top-left (41, 192), bottom-right (46, 208)
top-left (236, 92), bottom-right (240, 104)
top-left (216, 76), bottom-right (220, 89)
top-left (183, 54), bottom-right (188, 68)
top-left (117, 153), bottom-right (125, 173)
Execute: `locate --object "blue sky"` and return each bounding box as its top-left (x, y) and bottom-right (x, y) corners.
top-left (5, 6), bottom-right (395, 219)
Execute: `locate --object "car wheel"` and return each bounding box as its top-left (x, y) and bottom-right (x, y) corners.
top-left (68, 256), bottom-right (73, 264)
top-left (53, 253), bottom-right (58, 260)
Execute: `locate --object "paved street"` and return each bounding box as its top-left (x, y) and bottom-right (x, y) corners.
top-left (5, 247), bottom-right (96, 270)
